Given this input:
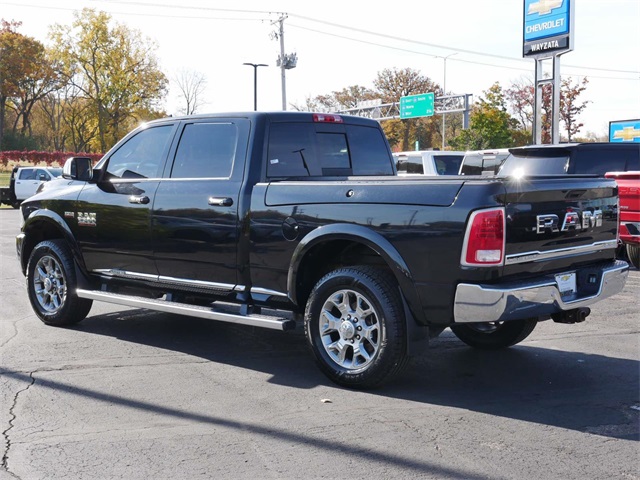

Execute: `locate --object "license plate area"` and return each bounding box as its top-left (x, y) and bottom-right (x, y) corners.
top-left (555, 271), bottom-right (577, 298)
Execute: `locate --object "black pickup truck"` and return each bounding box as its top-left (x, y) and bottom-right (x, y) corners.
top-left (16, 112), bottom-right (629, 388)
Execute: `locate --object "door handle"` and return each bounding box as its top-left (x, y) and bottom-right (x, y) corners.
top-left (208, 197), bottom-right (233, 207)
top-left (129, 195), bottom-right (150, 204)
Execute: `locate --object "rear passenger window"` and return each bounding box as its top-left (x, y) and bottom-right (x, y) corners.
top-left (171, 123), bottom-right (238, 178)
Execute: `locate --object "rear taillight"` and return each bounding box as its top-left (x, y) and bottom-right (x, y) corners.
top-left (461, 207), bottom-right (505, 266)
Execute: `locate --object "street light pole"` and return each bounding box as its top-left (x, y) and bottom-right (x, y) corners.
top-left (441, 52), bottom-right (458, 150)
top-left (243, 63), bottom-right (268, 111)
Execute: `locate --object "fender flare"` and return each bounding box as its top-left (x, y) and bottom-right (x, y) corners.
top-left (287, 223), bottom-right (426, 325)
top-left (21, 209), bottom-right (87, 275)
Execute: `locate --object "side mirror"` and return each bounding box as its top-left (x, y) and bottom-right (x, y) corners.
top-left (63, 157), bottom-right (93, 182)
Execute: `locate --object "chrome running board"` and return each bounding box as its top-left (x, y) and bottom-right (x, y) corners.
top-left (76, 289), bottom-right (296, 331)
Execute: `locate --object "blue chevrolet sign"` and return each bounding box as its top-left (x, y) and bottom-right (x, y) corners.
top-left (609, 120), bottom-right (640, 143)
top-left (524, 0), bottom-right (570, 42)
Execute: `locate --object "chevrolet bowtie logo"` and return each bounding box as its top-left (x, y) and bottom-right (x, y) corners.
top-left (528, 0), bottom-right (564, 15)
top-left (613, 126), bottom-right (640, 142)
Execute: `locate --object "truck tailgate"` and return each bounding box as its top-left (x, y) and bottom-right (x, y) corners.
top-left (501, 176), bottom-right (619, 275)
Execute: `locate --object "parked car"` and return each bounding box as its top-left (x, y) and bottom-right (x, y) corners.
top-left (458, 149), bottom-right (511, 176)
top-left (498, 143), bottom-right (640, 177)
top-left (0, 166), bottom-right (63, 208)
top-left (605, 171), bottom-right (640, 268)
top-left (393, 150), bottom-right (465, 175)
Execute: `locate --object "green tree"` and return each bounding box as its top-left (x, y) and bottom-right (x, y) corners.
top-left (450, 82), bottom-right (520, 150)
top-left (373, 67), bottom-right (440, 151)
top-left (50, 8), bottom-right (167, 152)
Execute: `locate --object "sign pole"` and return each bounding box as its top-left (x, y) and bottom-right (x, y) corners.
top-left (552, 56), bottom-right (561, 144)
top-left (523, 0), bottom-right (574, 145)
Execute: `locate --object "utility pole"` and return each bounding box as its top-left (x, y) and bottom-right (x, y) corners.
top-left (278, 16), bottom-right (286, 111)
top-left (271, 14), bottom-right (297, 111)
top-left (441, 52), bottom-right (457, 150)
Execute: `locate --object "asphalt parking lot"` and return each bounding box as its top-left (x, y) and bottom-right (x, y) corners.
top-left (1, 208), bottom-right (638, 480)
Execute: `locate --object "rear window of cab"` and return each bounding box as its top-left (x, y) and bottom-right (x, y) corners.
top-left (267, 123), bottom-right (393, 178)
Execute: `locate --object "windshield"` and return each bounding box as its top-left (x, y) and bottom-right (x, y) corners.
top-left (498, 154), bottom-right (570, 176)
top-left (49, 168), bottom-right (63, 177)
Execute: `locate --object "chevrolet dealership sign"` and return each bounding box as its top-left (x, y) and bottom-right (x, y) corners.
top-left (523, 0), bottom-right (574, 57)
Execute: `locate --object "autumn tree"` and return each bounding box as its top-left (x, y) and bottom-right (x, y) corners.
top-left (0, 20), bottom-right (59, 149)
top-left (449, 82), bottom-right (521, 150)
top-left (505, 76), bottom-right (590, 143)
top-left (173, 68), bottom-right (207, 115)
top-left (373, 67), bottom-right (440, 151)
top-left (292, 85), bottom-right (376, 112)
top-left (35, 84), bottom-right (98, 152)
top-left (50, 8), bottom-right (167, 152)
top-left (290, 95), bottom-right (323, 112)
top-left (8, 46), bottom-right (60, 140)
top-left (560, 77), bottom-right (589, 141)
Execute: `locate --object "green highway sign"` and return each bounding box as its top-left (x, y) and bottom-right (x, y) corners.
top-left (399, 93), bottom-right (435, 119)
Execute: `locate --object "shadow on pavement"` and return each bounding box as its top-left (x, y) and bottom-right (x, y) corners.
top-left (27, 307), bottom-right (640, 441)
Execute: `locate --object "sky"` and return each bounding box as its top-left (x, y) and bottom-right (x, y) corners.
top-left (1, 0), bottom-right (639, 138)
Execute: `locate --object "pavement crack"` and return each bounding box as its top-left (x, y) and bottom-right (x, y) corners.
top-left (2, 371), bottom-right (35, 479)
top-left (0, 315), bottom-right (31, 350)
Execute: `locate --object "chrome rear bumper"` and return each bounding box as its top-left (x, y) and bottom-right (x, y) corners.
top-left (453, 260), bottom-right (629, 324)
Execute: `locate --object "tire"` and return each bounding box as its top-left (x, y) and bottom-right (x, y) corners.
top-left (11, 200), bottom-right (21, 209)
top-left (26, 239), bottom-right (93, 326)
top-left (450, 318), bottom-right (537, 350)
top-left (626, 244), bottom-right (640, 269)
top-left (304, 266), bottom-right (407, 389)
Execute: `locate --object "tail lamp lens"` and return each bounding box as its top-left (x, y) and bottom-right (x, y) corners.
top-left (462, 208), bottom-right (505, 266)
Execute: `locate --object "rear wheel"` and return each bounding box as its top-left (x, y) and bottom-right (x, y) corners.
top-left (26, 239), bottom-right (92, 326)
top-left (626, 244), bottom-right (640, 269)
top-left (304, 266), bottom-right (407, 389)
top-left (450, 318), bottom-right (537, 350)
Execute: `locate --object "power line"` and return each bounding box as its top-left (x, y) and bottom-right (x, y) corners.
top-left (4, 0), bottom-right (639, 78)
top-left (287, 22), bottom-right (640, 82)
top-left (0, 2), bottom-right (269, 22)
top-left (287, 13), bottom-right (640, 75)
top-left (94, 0), bottom-right (638, 75)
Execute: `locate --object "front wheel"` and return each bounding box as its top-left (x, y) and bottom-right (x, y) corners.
top-left (450, 318), bottom-right (537, 350)
top-left (304, 266), bottom-right (407, 389)
top-left (26, 239), bottom-right (93, 326)
top-left (626, 244), bottom-right (640, 269)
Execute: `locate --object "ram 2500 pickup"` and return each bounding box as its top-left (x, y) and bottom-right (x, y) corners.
top-left (16, 112), bottom-right (629, 388)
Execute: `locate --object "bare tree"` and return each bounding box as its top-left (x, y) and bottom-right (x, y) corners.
top-left (173, 68), bottom-right (207, 115)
